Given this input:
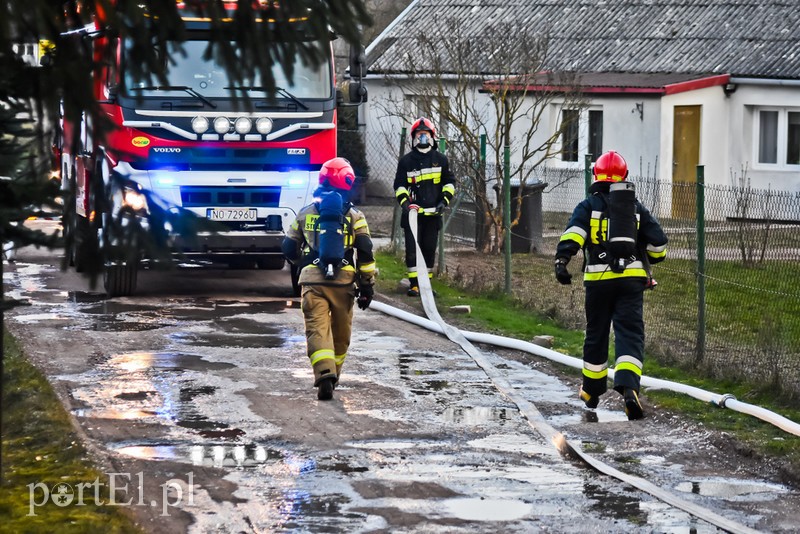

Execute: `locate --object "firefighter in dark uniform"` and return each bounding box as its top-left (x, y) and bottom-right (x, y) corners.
top-left (282, 158), bottom-right (376, 400)
top-left (393, 117), bottom-right (456, 296)
top-left (555, 151), bottom-right (667, 420)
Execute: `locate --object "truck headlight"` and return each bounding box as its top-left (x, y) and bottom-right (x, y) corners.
top-left (123, 187), bottom-right (148, 212)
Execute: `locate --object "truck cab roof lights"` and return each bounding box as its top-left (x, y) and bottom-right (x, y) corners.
top-left (234, 117), bottom-right (252, 134)
top-left (213, 117), bottom-right (231, 134)
top-left (191, 116), bottom-right (210, 134)
top-left (256, 117), bottom-right (273, 134)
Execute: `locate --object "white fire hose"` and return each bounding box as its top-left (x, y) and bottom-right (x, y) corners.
top-left (368, 209), bottom-right (784, 534)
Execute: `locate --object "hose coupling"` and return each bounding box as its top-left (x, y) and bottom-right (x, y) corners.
top-left (716, 393), bottom-right (737, 408)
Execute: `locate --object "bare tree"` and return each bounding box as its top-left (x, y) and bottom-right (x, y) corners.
top-left (730, 165), bottom-right (772, 267)
top-left (374, 17), bottom-right (586, 253)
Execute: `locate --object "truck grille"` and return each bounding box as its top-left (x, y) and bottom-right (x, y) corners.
top-left (180, 186), bottom-right (281, 207)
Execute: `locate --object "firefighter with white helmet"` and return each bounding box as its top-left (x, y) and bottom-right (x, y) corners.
top-left (282, 157), bottom-right (376, 400)
top-left (393, 117), bottom-right (456, 296)
top-left (555, 151), bottom-right (668, 420)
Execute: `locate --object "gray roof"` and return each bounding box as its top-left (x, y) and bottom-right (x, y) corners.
top-left (367, 0), bottom-right (800, 80)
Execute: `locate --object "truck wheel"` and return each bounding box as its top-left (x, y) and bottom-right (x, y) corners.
top-left (290, 263), bottom-right (301, 297)
top-left (257, 256), bottom-right (285, 270)
top-left (104, 259), bottom-right (138, 297)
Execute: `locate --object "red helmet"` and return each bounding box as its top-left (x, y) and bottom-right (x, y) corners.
top-left (593, 151), bottom-right (629, 182)
top-left (319, 157), bottom-right (355, 191)
top-left (410, 117), bottom-right (436, 139)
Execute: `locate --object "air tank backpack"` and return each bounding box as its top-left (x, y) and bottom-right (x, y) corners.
top-left (315, 190), bottom-right (348, 279)
top-left (603, 181), bottom-right (638, 273)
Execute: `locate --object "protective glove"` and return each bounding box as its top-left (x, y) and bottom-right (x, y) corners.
top-left (357, 284), bottom-right (374, 310)
top-left (554, 257), bottom-right (572, 285)
top-left (435, 201), bottom-right (447, 215)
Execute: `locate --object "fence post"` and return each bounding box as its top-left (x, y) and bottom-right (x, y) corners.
top-left (475, 134), bottom-right (487, 250)
top-left (391, 128), bottom-right (407, 253)
top-left (437, 138), bottom-right (447, 276)
top-left (584, 154), bottom-right (593, 196)
top-left (695, 165), bottom-right (706, 366)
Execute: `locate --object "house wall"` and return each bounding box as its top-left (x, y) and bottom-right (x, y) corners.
top-left (728, 83), bottom-right (800, 194)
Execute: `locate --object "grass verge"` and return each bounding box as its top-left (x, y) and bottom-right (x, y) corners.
top-left (374, 249), bottom-right (800, 481)
top-left (1, 328), bottom-right (142, 533)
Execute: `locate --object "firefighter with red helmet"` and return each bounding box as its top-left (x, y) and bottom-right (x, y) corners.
top-left (282, 157), bottom-right (376, 400)
top-left (393, 117), bottom-right (456, 295)
top-left (555, 151), bottom-right (667, 420)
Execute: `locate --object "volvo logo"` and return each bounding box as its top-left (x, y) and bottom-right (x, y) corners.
top-left (153, 147), bottom-right (182, 153)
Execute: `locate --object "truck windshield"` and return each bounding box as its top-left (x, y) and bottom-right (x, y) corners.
top-left (123, 39), bottom-right (332, 100)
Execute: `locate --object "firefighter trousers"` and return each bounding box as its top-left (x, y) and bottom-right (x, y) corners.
top-left (402, 214), bottom-right (442, 282)
top-left (301, 284), bottom-right (356, 385)
top-left (582, 278), bottom-right (646, 397)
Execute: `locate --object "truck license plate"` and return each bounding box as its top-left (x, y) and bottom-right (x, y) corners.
top-left (207, 208), bottom-right (258, 221)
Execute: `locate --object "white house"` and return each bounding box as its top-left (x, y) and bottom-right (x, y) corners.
top-left (360, 0), bottom-right (800, 205)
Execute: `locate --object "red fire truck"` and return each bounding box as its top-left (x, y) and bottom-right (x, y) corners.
top-left (56, 2), bottom-right (366, 296)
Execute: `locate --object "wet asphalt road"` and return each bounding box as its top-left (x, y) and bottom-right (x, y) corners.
top-left (3, 221), bottom-right (800, 533)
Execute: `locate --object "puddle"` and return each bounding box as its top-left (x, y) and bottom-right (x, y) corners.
top-left (584, 481), bottom-right (647, 523)
top-left (346, 440), bottom-right (440, 451)
top-left (12, 312), bottom-right (70, 324)
top-left (675, 478), bottom-right (788, 500)
top-left (442, 498), bottom-right (531, 521)
top-left (68, 291), bottom-right (108, 303)
top-left (112, 443), bottom-right (287, 468)
top-left (441, 406), bottom-right (513, 425)
top-left (169, 331), bottom-right (285, 349)
top-left (108, 352), bottom-right (236, 372)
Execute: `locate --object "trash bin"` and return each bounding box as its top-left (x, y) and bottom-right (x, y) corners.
top-left (509, 181), bottom-right (547, 253)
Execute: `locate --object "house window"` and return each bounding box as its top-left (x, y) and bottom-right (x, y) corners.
top-left (756, 108), bottom-right (800, 167)
top-left (588, 110), bottom-right (603, 162)
top-left (557, 107), bottom-right (602, 164)
top-left (561, 109), bottom-right (579, 161)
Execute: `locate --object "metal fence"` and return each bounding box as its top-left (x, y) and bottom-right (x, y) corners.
top-left (348, 128), bottom-right (800, 396)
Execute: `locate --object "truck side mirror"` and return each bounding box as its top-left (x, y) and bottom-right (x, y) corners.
top-left (348, 44), bottom-right (366, 80)
top-left (348, 81), bottom-right (368, 104)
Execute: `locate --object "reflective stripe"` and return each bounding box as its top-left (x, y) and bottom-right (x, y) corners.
top-left (583, 367), bottom-right (609, 379)
top-left (615, 361), bottom-right (643, 376)
top-left (310, 349), bottom-right (335, 366)
top-left (290, 220), bottom-right (299, 230)
top-left (353, 219), bottom-right (368, 230)
top-left (560, 225), bottom-right (586, 247)
top-left (335, 353), bottom-right (346, 365)
top-left (595, 173), bottom-right (625, 182)
top-left (359, 261), bottom-right (376, 272)
top-left (584, 361), bottom-right (608, 372)
top-left (395, 187), bottom-right (409, 198)
top-left (647, 243), bottom-right (667, 253)
top-left (585, 261), bottom-right (645, 272)
top-left (589, 211), bottom-right (608, 244)
top-left (615, 355), bottom-right (643, 370)
top-left (407, 166), bottom-right (442, 184)
top-left (584, 267), bottom-right (648, 281)
top-left (442, 184), bottom-right (455, 194)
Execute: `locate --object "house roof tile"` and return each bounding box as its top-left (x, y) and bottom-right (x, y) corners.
top-left (367, 0), bottom-right (800, 79)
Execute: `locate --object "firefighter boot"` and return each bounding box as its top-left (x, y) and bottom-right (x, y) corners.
top-left (624, 388), bottom-right (644, 420)
top-left (333, 362), bottom-right (344, 389)
top-left (579, 387), bottom-right (600, 409)
top-left (313, 361), bottom-right (338, 401)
